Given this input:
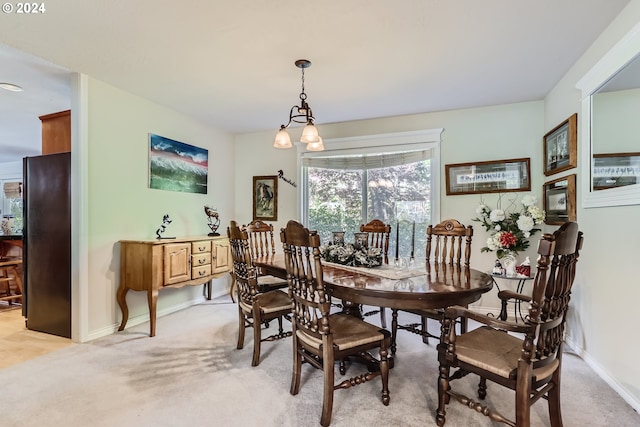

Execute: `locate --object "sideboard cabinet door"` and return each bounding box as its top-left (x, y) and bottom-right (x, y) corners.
top-left (163, 243), bottom-right (191, 285)
top-left (212, 239), bottom-right (231, 274)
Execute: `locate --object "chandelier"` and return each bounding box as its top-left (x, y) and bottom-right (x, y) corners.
top-left (273, 59), bottom-right (324, 151)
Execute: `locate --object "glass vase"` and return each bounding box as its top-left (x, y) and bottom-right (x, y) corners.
top-left (501, 252), bottom-right (518, 277)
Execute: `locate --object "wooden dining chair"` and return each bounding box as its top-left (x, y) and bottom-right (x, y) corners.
top-left (391, 219), bottom-right (473, 354)
top-left (360, 219), bottom-right (392, 328)
top-left (228, 220), bottom-right (288, 302)
top-left (228, 222), bottom-right (292, 367)
top-left (436, 221), bottom-right (583, 427)
top-left (243, 219), bottom-right (288, 290)
top-left (280, 220), bottom-right (391, 427)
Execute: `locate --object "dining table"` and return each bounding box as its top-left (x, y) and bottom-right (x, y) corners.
top-left (253, 254), bottom-right (492, 372)
top-left (253, 254), bottom-right (493, 318)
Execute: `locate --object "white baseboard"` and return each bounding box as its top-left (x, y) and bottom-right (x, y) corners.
top-left (86, 296), bottom-right (207, 342)
top-left (565, 337), bottom-right (640, 414)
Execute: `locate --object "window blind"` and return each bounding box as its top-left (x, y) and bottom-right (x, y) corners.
top-left (3, 182), bottom-right (21, 199)
top-left (301, 149), bottom-right (432, 170)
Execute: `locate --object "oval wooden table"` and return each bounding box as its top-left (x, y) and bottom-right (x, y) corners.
top-left (254, 254), bottom-right (493, 373)
top-left (253, 254), bottom-right (493, 312)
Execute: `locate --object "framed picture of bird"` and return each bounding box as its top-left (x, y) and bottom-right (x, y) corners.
top-left (252, 175), bottom-right (278, 221)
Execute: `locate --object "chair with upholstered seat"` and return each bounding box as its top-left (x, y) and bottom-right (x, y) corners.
top-left (280, 220), bottom-right (391, 427)
top-left (228, 220), bottom-right (288, 302)
top-left (391, 219), bottom-right (472, 354)
top-left (228, 222), bottom-right (292, 367)
top-left (359, 219), bottom-right (392, 328)
top-left (436, 221), bottom-right (583, 427)
top-left (244, 219), bottom-right (289, 291)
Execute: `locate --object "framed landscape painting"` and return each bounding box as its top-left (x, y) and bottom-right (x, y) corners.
top-left (445, 157), bottom-right (531, 195)
top-left (148, 134), bottom-right (208, 194)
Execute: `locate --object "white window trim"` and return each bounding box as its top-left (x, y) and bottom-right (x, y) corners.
top-left (297, 129), bottom-right (443, 225)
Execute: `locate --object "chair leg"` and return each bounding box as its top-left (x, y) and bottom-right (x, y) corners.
top-left (515, 363), bottom-right (532, 427)
top-left (391, 309), bottom-right (399, 355)
top-left (548, 367), bottom-right (563, 427)
top-left (478, 377), bottom-right (487, 399)
top-left (379, 307), bottom-right (387, 329)
top-left (421, 316), bottom-right (429, 344)
top-left (379, 344), bottom-right (390, 406)
top-left (320, 345), bottom-right (335, 427)
top-left (436, 362), bottom-right (451, 426)
top-left (251, 308), bottom-right (262, 367)
top-left (237, 306), bottom-right (246, 350)
top-left (290, 335), bottom-right (302, 396)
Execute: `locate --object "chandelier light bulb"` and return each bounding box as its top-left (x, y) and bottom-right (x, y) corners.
top-left (306, 137), bottom-right (325, 152)
top-left (300, 123), bottom-right (320, 144)
top-left (273, 128), bottom-right (293, 149)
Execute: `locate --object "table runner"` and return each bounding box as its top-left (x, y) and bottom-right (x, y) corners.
top-left (322, 261), bottom-right (426, 280)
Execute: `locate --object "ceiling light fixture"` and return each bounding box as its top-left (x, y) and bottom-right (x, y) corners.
top-left (274, 59), bottom-right (324, 151)
top-left (0, 82), bottom-right (23, 92)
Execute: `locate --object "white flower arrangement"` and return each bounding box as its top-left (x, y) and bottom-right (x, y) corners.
top-left (472, 193), bottom-right (546, 259)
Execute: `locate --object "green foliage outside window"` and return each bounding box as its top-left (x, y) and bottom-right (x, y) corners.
top-left (307, 160), bottom-right (432, 260)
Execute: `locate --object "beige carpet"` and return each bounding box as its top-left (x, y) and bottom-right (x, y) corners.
top-left (0, 297), bottom-right (638, 427)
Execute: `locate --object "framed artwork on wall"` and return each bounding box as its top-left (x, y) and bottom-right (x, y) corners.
top-left (148, 133), bottom-right (208, 194)
top-left (253, 175), bottom-right (278, 221)
top-left (543, 113), bottom-right (577, 176)
top-left (445, 157), bottom-right (531, 195)
top-left (592, 152), bottom-right (640, 190)
top-left (543, 174), bottom-right (576, 225)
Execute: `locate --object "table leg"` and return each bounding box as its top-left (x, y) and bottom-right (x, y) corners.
top-left (515, 279), bottom-right (526, 322)
top-left (341, 300), bottom-right (363, 319)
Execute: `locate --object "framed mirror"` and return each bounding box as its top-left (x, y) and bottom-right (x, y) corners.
top-left (576, 22), bottom-right (640, 208)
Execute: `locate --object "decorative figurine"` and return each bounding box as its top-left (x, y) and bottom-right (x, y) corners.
top-left (515, 256), bottom-right (531, 277)
top-left (204, 205), bottom-right (220, 236)
top-left (277, 169), bottom-right (297, 187)
top-left (156, 214), bottom-right (174, 239)
top-left (492, 259), bottom-right (504, 276)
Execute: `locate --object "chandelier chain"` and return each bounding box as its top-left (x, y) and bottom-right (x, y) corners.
top-left (300, 67), bottom-right (307, 101)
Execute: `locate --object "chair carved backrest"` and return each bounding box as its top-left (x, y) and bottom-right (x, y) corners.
top-left (525, 221), bottom-right (583, 366)
top-left (280, 220), bottom-right (329, 341)
top-left (227, 223), bottom-right (258, 307)
top-left (244, 220), bottom-right (278, 259)
top-left (360, 219), bottom-right (391, 264)
top-left (426, 219), bottom-right (473, 267)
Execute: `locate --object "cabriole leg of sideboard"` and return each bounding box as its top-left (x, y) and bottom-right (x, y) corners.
top-left (116, 284), bottom-right (129, 331)
top-left (147, 288), bottom-right (159, 337)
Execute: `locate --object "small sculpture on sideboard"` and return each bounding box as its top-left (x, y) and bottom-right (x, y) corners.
top-left (204, 205), bottom-right (220, 236)
top-left (156, 214), bottom-right (174, 239)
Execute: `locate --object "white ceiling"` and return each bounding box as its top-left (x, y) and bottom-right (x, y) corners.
top-left (0, 0), bottom-right (633, 163)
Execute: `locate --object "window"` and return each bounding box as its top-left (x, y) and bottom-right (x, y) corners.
top-left (1, 179), bottom-right (23, 235)
top-left (300, 130), bottom-right (442, 260)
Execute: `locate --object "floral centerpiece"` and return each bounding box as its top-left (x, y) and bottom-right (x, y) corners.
top-left (472, 194), bottom-right (545, 260)
top-left (319, 242), bottom-right (383, 268)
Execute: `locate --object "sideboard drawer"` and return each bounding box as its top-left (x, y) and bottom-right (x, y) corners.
top-left (192, 252), bottom-right (211, 267)
top-left (192, 264), bottom-right (212, 278)
top-left (192, 241), bottom-right (212, 254)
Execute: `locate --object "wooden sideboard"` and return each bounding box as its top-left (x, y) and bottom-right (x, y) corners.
top-left (117, 235), bottom-right (231, 336)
